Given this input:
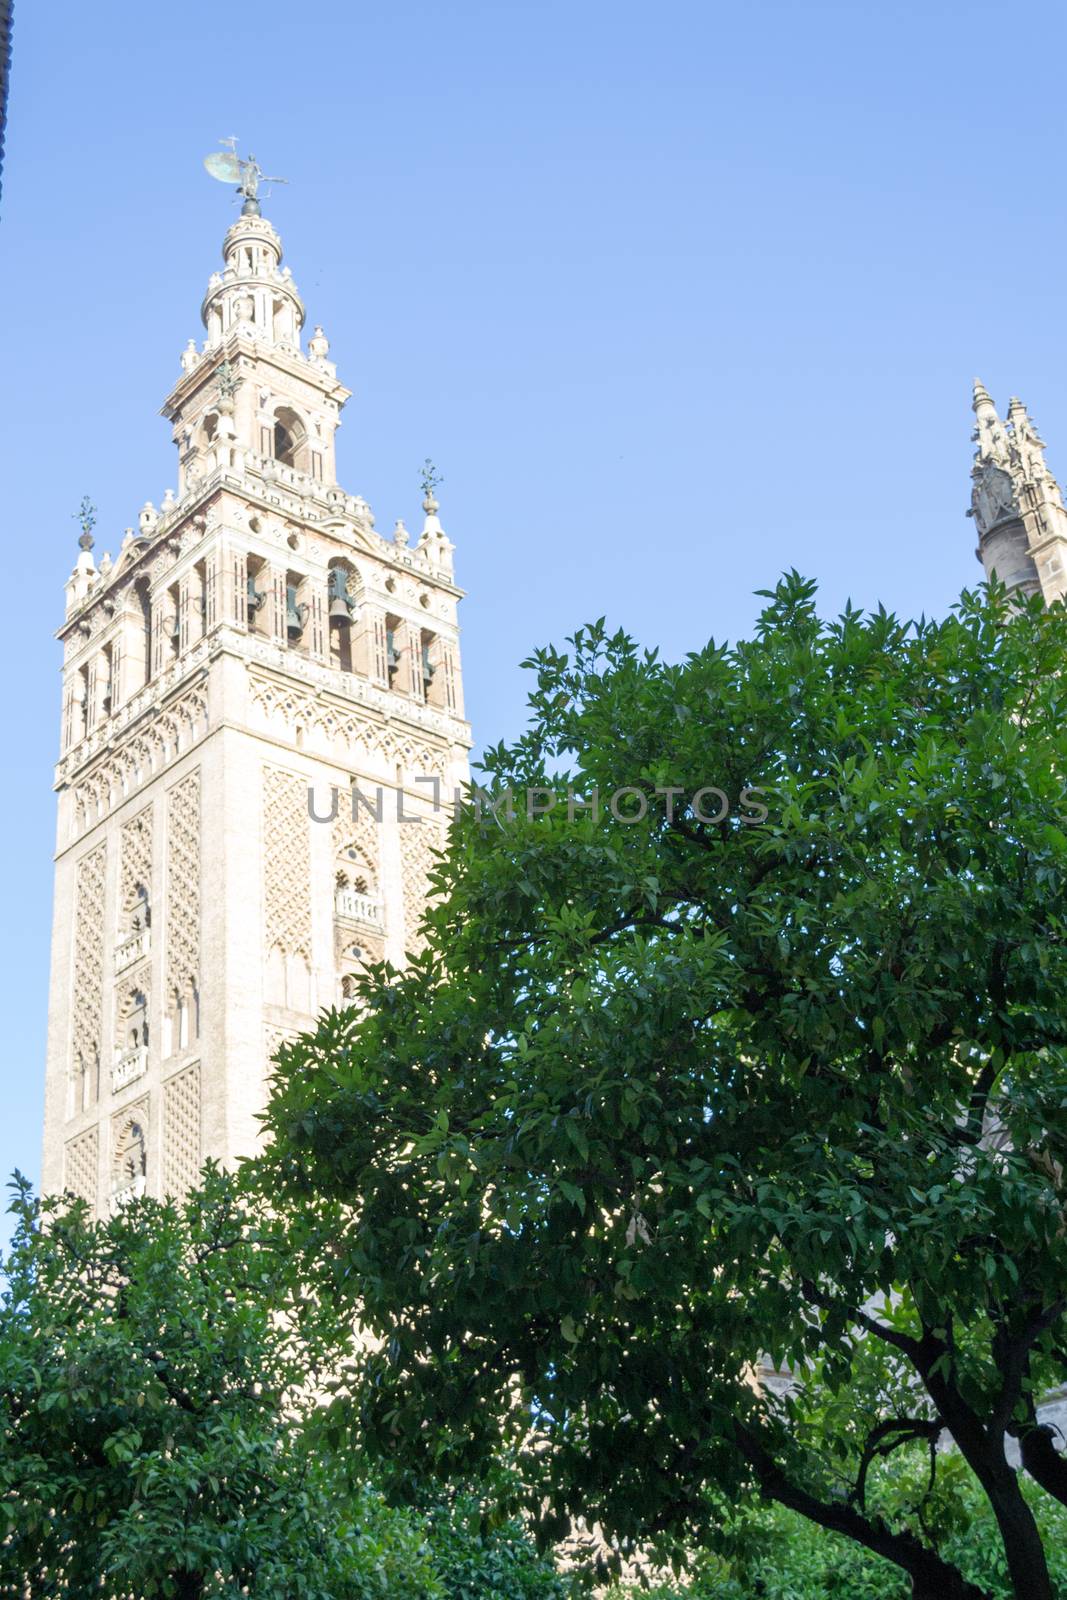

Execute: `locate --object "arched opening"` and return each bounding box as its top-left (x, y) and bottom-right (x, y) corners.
top-left (328, 560), bottom-right (361, 673)
top-left (112, 1114), bottom-right (147, 1196)
top-left (272, 406), bottom-right (307, 471)
top-left (272, 298), bottom-right (295, 344)
top-left (334, 846), bottom-right (380, 927)
top-left (246, 554), bottom-right (268, 634)
top-left (136, 579), bottom-right (152, 688)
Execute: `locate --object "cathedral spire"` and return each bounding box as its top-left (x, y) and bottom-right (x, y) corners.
top-left (967, 380), bottom-right (1067, 603)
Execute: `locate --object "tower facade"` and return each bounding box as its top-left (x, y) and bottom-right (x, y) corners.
top-left (43, 197), bottom-right (470, 1213)
top-left (968, 379), bottom-right (1067, 601)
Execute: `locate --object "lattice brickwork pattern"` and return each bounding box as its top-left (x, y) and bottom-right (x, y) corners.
top-left (263, 766), bottom-right (312, 959)
top-left (399, 820), bottom-right (443, 955)
top-left (71, 844), bottom-right (107, 1078)
top-left (163, 1065), bottom-right (201, 1196)
top-left (120, 805), bottom-right (153, 914)
top-left (64, 1128), bottom-right (98, 1207)
top-left (166, 771), bottom-right (201, 996)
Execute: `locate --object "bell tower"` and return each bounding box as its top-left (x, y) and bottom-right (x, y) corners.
top-left (42, 177), bottom-right (471, 1214)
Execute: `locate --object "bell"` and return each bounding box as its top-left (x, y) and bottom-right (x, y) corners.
top-left (328, 567), bottom-right (355, 627)
top-left (246, 575), bottom-right (266, 615)
top-left (286, 584), bottom-right (307, 640)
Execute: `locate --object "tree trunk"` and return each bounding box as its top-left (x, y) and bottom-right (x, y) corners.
top-left (982, 1472), bottom-right (1054, 1600)
top-left (918, 1350), bottom-right (1054, 1600)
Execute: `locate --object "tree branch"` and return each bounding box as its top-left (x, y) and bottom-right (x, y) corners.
top-left (731, 1420), bottom-right (992, 1600)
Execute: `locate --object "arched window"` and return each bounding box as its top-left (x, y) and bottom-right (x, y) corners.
top-left (121, 988), bottom-right (149, 1051)
top-left (272, 406), bottom-right (306, 470)
top-left (113, 1115), bottom-right (147, 1190)
top-left (335, 846), bottom-right (380, 928)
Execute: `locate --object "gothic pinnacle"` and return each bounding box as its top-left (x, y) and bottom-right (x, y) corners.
top-left (972, 378), bottom-right (995, 413)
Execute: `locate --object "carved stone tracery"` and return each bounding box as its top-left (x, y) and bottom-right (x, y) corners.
top-left (166, 771), bottom-right (201, 1003)
top-left (262, 765), bottom-right (312, 961)
top-left (71, 845), bottom-right (107, 1101)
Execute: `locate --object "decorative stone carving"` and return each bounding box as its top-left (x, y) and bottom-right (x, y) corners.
top-left (64, 1128), bottom-right (98, 1208)
top-left (262, 765), bottom-right (312, 960)
top-left (332, 785), bottom-right (380, 880)
top-left (71, 845), bottom-right (107, 1097)
top-left (163, 1063), bottom-right (201, 1196)
top-left (399, 820), bottom-right (444, 956)
top-left (120, 805), bottom-right (153, 922)
top-left (246, 669), bottom-right (448, 775)
top-left (969, 460), bottom-right (1017, 535)
top-left (112, 1098), bottom-right (149, 1195)
top-left (166, 771), bottom-right (201, 1002)
top-left (70, 683), bottom-right (208, 836)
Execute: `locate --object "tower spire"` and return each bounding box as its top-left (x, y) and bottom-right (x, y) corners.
top-left (967, 380), bottom-right (1067, 602)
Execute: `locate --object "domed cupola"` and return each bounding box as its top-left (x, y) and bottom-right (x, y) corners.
top-left (200, 212), bottom-right (305, 353)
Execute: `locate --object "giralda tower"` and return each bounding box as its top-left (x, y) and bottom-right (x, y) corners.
top-left (42, 161), bottom-right (471, 1212)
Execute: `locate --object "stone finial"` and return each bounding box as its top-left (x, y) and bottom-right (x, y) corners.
top-left (139, 502), bottom-right (159, 538)
top-left (181, 339), bottom-right (200, 372)
top-left (394, 518), bottom-right (410, 547)
top-left (161, 488), bottom-right (177, 512)
top-left (308, 325), bottom-right (330, 360)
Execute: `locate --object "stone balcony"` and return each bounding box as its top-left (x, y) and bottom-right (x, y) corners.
top-left (335, 887), bottom-right (382, 927)
top-left (109, 1174), bottom-right (147, 1213)
top-left (112, 1044), bottom-right (148, 1094)
top-left (114, 927), bottom-right (150, 974)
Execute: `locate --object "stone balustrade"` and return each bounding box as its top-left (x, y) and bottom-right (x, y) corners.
top-left (112, 1044), bottom-right (148, 1094)
top-left (114, 927), bottom-right (150, 974)
top-left (335, 888), bottom-right (382, 927)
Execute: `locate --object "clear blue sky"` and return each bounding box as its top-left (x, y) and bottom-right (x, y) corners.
top-left (3, 0), bottom-right (1066, 1217)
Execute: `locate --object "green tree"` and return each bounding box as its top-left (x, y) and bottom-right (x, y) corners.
top-left (0, 1168), bottom-right (435, 1598)
top-left (265, 579), bottom-right (1067, 1600)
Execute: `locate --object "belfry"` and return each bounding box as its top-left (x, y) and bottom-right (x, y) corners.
top-left (43, 164), bottom-right (471, 1212)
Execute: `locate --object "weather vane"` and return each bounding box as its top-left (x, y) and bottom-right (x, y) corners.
top-left (73, 496), bottom-right (96, 552)
top-left (203, 138), bottom-right (288, 215)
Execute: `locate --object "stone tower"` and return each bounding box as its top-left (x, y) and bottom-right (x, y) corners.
top-left (968, 379), bottom-right (1067, 601)
top-left (42, 192), bottom-right (471, 1214)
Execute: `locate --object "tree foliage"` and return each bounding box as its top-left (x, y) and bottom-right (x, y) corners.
top-left (265, 578), bottom-right (1067, 1600)
top-left (0, 1167), bottom-right (525, 1598)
